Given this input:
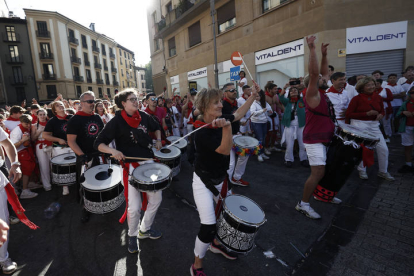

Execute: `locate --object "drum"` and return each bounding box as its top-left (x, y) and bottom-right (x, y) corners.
top-left (81, 164), bottom-right (125, 214)
top-left (167, 136), bottom-right (188, 155)
top-left (152, 146), bottom-right (181, 177)
top-left (232, 136), bottom-right (261, 156)
top-left (131, 163), bottom-right (172, 192)
top-left (51, 153), bottom-right (77, 185)
top-left (313, 125), bottom-right (380, 202)
top-left (216, 194), bottom-right (266, 253)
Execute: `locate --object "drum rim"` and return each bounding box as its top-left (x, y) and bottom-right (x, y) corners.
top-left (152, 147), bottom-right (181, 159)
top-left (337, 126), bottom-right (379, 143)
top-left (82, 181), bottom-right (123, 192)
top-left (82, 164), bottom-right (122, 190)
top-left (233, 136), bottom-right (259, 148)
top-left (223, 194), bottom-right (266, 227)
top-left (166, 136), bottom-right (188, 148)
top-left (51, 153), bottom-right (77, 165)
top-left (132, 163), bottom-right (172, 184)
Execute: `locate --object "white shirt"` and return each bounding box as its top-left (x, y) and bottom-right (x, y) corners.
top-left (384, 82), bottom-right (405, 107)
top-left (4, 119), bottom-right (20, 133)
top-left (250, 101), bottom-right (272, 123)
top-left (344, 83), bottom-right (358, 101)
top-left (0, 128), bottom-right (8, 167)
top-left (10, 126), bottom-right (27, 152)
top-left (401, 81), bottom-right (413, 93)
top-left (237, 96), bottom-right (250, 124)
top-left (238, 78), bottom-right (247, 96)
top-left (170, 106), bottom-right (179, 128)
top-left (325, 87), bottom-right (350, 120)
top-left (100, 113), bottom-right (113, 125)
top-left (398, 77), bottom-right (407, 86)
top-left (378, 88), bottom-right (389, 109)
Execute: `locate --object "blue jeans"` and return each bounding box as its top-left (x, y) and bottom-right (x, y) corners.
top-left (251, 122), bottom-right (267, 154)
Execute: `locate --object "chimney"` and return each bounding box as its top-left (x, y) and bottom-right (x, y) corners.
top-left (8, 11), bottom-right (14, 18)
top-left (89, 23), bottom-right (95, 32)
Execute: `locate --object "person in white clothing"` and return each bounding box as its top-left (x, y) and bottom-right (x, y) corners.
top-left (237, 71), bottom-right (247, 96)
top-left (344, 83), bottom-right (358, 101)
top-left (237, 85), bottom-right (252, 135)
top-left (376, 79), bottom-right (393, 141)
top-left (384, 73), bottom-right (406, 134)
top-left (327, 65), bottom-right (334, 87)
top-left (397, 66), bottom-right (413, 86)
top-left (4, 106), bottom-right (24, 133)
top-left (401, 70), bottom-right (414, 93)
top-left (325, 72), bottom-right (349, 124)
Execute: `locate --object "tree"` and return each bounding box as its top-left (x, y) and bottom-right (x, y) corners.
top-left (145, 61), bottom-right (153, 91)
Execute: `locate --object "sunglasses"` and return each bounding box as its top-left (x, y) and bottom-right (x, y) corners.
top-left (82, 100), bottom-right (96, 104)
top-left (127, 97), bottom-right (138, 103)
top-left (225, 89), bottom-right (236, 93)
top-left (150, 97), bottom-right (158, 101)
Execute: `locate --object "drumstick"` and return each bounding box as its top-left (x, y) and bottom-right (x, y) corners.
top-left (110, 156), bottom-right (154, 161)
top-left (166, 123), bottom-right (212, 148)
top-left (238, 52), bottom-right (254, 81)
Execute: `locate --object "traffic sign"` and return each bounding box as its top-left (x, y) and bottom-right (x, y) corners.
top-left (230, 66), bottom-right (241, 81)
top-left (231, 51), bottom-right (243, 66)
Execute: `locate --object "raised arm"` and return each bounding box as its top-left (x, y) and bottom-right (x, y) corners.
top-left (233, 83), bottom-right (259, 121)
top-left (320, 43), bottom-right (330, 80)
top-left (305, 36), bottom-right (321, 109)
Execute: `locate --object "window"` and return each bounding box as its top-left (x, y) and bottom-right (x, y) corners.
top-left (40, 43), bottom-right (51, 54)
top-left (103, 59), bottom-right (107, 67)
top-left (122, 81), bottom-right (125, 88)
top-left (141, 75), bottom-right (144, 80)
top-left (16, 87), bottom-right (25, 102)
top-left (154, 39), bottom-right (160, 51)
top-left (168, 37), bottom-right (176, 57)
top-left (109, 48), bottom-right (113, 55)
top-left (121, 69), bottom-right (124, 76)
top-left (12, 67), bottom-right (23, 83)
top-left (86, 69), bottom-right (92, 82)
top-left (76, 86), bottom-right (82, 97)
top-left (263, 0), bottom-right (289, 12)
top-left (68, 29), bottom-right (75, 38)
top-left (84, 52), bottom-right (89, 64)
top-left (71, 48), bottom-right (77, 58)
top-left (96, 71), bottom-right (101, 80)
top-left (88, 86), bottom-right (93, 92)
top-left (124, 52), bottom-right (126, 58)
top-left (92, 40), bottom-right (97, 48)
top-left (217, 0), bottom-right (236, 34)
top-left (37, 21), bottom-right (48, 34)
top-left (127, 82), bottom-right (130, 87)
top-left (111, 61), bottom-right (114, 68)
top-left (166, 2), bottom-right (173, 13)
top-left (43, 64), bottom-right (54, 76)
top-left (98, 87), bottom-right (103, 98)
top-left (105, 73), bottom-right (109, 83)
top-left (107, 88), bottom-right (111, 98)
top-left (94, 55), bottom-right (98, 64)
top-left (101, 43), bottom-right (106, 55)
top-left (119, 49), bottom-right (121, 55)
top-left (46, 85), bottom-right (57, 99)
top-left (142, 83), bottom-right (145, 89)
top-left (5, 26), bottom-right (17, 41)
top-left (9, 45), bottom-right (19, 62)
top-left (112, 75), bottom-right (116, 82)
top-left (74, 67), bottom-right (80, 76)
top-left (188, 21), bottom-right (201, 47)
top-left (81, 35), bottom-right (87, 48)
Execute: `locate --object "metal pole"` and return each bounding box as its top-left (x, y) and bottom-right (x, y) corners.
top-left (210, 0), bottom-right (219, 89)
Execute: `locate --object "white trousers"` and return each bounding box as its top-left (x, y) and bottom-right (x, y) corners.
top-left (284, 118), bottom-right (307, 162)
top-left (0, 175), bottom-right (9, 262)
top-left (382, 115), bottom-right (392, 137)
top-left (35, 144), bottom-right (51, 190)
top-left (124, 161), bottom-right (162, 237)
top-left (227, 135), bottom-right (249, 180)
top-left (351, 120), bottom-right (389, 174)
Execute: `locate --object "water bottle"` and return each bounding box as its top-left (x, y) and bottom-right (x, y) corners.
top-left (44, 202), bottom-right (61, 219)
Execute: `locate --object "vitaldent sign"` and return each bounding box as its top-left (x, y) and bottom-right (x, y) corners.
top-left (346, 21), bottom-right (407, 54)
top-left (188, 67), bottom-right (207, 80)
top-left (255, 39), bottom-right (304, 65)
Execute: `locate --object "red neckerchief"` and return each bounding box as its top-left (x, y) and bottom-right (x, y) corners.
top-left (121, 110), bottom-right (142, 128)
top-left (242, 94), bottom-right (249, 100)
top-left (327, 86), bottom-right (344, 94)
top-left (387, 82), bottom-right (397, 87)
top-left (18, 124), bottom-right (30, 135)
top-left (76, 111), bottom-right (93, 117)
top-left (38, 121), bottom-right (47, 127)
top-left (193, 120), bottom-right (217, 129)
top-left (265, 92), bottom-right (274, 98)
top-left (6, 116), bottom-right (19, 121)
top-left (187, 101), bottom-right (193, 118)
top-left (31, 114), bottom-right (38, 124)
top-left (290, 96), bottom-right (299, 103)
top-left (98, 111), bottom-right (104, 116)
top-left (55, 114), bottom-right (68, 120)
top-left (223, 97), bottom-right (237, 107)
top-left (5, 183), bottom-right (39, 229)
top-left (404, 80), bottom-right (413, 85)
top-left (145, 106), bottom-right (157, 116)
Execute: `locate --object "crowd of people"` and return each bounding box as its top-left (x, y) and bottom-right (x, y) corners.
top-left (0, 35), bottom-right (412, 275)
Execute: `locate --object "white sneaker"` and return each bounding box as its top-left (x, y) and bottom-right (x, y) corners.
top-left (0, 258), bottom-right (17, 274)
top-left (28, 182), bottom-right (43, 190)
top-left (44, 186), bottom-right (52, 192)
top-left (262, 154), bottom-right (270, 160)
top-left (258, 155), bottom-right (264, 162)
top-left (359, 171), bottom-right (368, 180)
top-left (271, 146), bottom-right (282, 152)
top-left (20, 189), bottom-right (38, 199)
top-left (62, 186), bottom-right (69, 195)
top-left (378, 172), bottom-right (395, 181)
top-left (264, 148), bottom-right (271, 155)
top-left (314, 196), bottom-right (342, 204)
top-left (295, 202), bottom-right (321, 219)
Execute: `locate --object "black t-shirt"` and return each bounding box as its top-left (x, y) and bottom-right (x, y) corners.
top-left (222, 100), bottom-right (239, 135)
top-left (66, 114), bottom-right (104, 156)
top-left (194, 114), bottom-right (234, 180)
top-left (44, 115), bottom-right (73, 141)
top-left (94, 110), bottom-right (161, 162)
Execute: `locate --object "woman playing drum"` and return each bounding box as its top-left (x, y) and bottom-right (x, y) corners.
top-left (190, 87), bottom-right (257, 276)
top-left (345, 77), bottom-right (394, 181)
top-left (94, 89), bottom-right (163, 254)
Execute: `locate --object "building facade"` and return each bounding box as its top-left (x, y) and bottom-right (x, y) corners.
top-left (147, 0), bottom-right (414, 97)
top-left (0, 16), bottom-right (37, 105)
top-left (117, 45), bottom-right (135, 90)
top-left (24, 9), bottom-right (121, 101)
top-left (134, 66), bottom-right (147, 96)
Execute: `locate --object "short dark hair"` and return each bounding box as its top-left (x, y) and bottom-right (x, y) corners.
top-left (266, 83), bottom-right (277, 91)
top-left (19, 114), bottom-right (32, 124)
top-left (388, 73), bottom-right (397, 78)
top-left (328, 65), bottom-right (334, 72)
top-left (114, 89), bottom-right (137, 109)
top-left (372, 70), bottom-right (384, 76)
top-left (10, 105), bottom-right (25, 115)
top-left (30, 104), bottom-right (40, 110)
top-left (239, 71), bottom-right (246, 77)
top-left (375, 78), bottom-right (383, 84)
top-left (145, 93), bottom-right (156, 100)
top-left (222, 83), bottom-right (234, 91)
top-left (331, 72), bottom-right (346, 81)
top-left (242, 85), bottom-right (250, 92)
top-left (46, 108), bottom-right (54, 119)
top-left (404, 66), bottom-right (414, 73)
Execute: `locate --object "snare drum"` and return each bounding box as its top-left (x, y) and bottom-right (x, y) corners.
top-left (82, 164), bottom-right (125, 214)
top-left (167, 136), bottom-right (188, 155)
top-left (152, 146), bottom-right (181, 177)
top-left (51, 153), bottom-right (77, 185)
top-left (232, 136), bottom-right (261, 156)
top-left (131, 163), bottom-right (172, 192)
top-left (313, 125), bottom-right (379, 202)
top-left (216, 194), bottom-right (266, 253)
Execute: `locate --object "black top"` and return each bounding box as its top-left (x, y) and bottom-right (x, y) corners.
top-left (44, 115), bottom-right (73, 140)
top-left (194, 114), bottom-right (235, 181)
top-left (94, 110), bottom-right (161, 162)
top-left (222, 100), bottom-right (239, 135)
top-left (66, 114), bottom-right (104, 156)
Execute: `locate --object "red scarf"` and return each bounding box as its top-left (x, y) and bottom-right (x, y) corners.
top-left (31, 114), bottom-right (38, 124)
top-left (193, 120), bottom-right (216, 129)
top-left (405, 80), bottom-right (413, 85)
top-left (55, 114), bottom-right (68, 120)
top-left (121, 110), bottom-right (142, 128)
top-left (76, 111), bottom-right (93, 117)
top-left (6, 116), bottom-right (19, 121)
top-left (327, 86), bottom-right (343, 94)
top-left (145, 106), bottom-right (157, 116)
top-left (5, 183), bottom-right (39, 229)
top-left (38, 121), bottom-right (47, 127)
top-left (187, 101), bottom-right (193, 118)
top-left (223, 97), bottom-right (237, 108)
top-left (19, 124), bottom-right (30, 135)
top-left (290, 96), bottom-right (299, 103)
top-left (387, 82), bottom-right (397, 87)
top-left (265, 92), bottom-right (274, 98)
top-left (242, 94), bottom-right (249, 100)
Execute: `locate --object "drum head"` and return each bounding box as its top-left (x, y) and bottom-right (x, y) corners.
top-left (152, 146), bottom-right (181, 159)
top-left (82, 164), bottom-right (122, 190)
top-left (224, 195), bottom-right (265, 225)
top-left (340, 125), bottom-right (379, 141)
top-left (51, 153), bottom-right (77, 165)
top-left (132, 163), bottom-right (171, 184)
top-left (233, 136), bottom-right (259, 148)
top-left (167, 136), bottom-right (188, 149)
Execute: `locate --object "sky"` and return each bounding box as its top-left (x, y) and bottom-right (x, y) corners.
top-left (5, 0), bottom-right (151, 67)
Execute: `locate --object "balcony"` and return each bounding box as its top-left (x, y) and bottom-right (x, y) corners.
top-left (71, 56), bottom-right (81, 64)
top-left (9, 76), bottom-right (27, 85)
top-left (73, 75), bottom-right (84, 82)
top-left (113, 81), bottom-right (119, 86)
top-left (5, 54), bottom-right (23, 64)
top-left (109, 53), bottom-right (115, 59)
top-left (92, 46), bottom-right (100, 53)
top-left (39, 52), bottom-right (54, 60)
top-left (36, 30), bottom-right (50, 38)
top-left (96, 79), bottom-right (104, 85)
top-left (2, 32), bottom-right (20, 42)
top-left (68, 36), bottom-right (79, 45)
top-left (94, 63), bottom-right (102, 69)
top-left (111, 67), bottom-right (117, 73)
top-left (104, 65), bottom-right (108, 71)
top-left (43, 74), bottom-right (57, 80)
top-left (86, 77), bottom-right (92, 83)
top-left (85, 60), bottom-right (91, 67)
top-left (155, 0), bottom-right (207, 39)
top-left (105, 79), bottom-right (110, 85)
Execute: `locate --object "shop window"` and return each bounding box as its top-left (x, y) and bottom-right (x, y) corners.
top-left (263, 0), bottom-right (289, 13)
top-left (188, 21), bottom-right (201, 48)
top-left (168, 37), bottom-right (176, 57)
top-left (46, 85), bottom-right (57, 99)
top-left (217, 0), bottom-right (236, 34)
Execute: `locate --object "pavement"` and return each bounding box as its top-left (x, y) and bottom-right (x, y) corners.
top-left (6, 138), bottom-right (412, 276)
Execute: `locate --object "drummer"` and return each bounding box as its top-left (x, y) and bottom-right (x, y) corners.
top-left (67, 91), bottom-right (104, 223)
top-left (190, 86), bottom-right (258, 276)
top-left (94, 89), bottom-right (163, 254)
top-left (43, 101), bottom-right (74, 196)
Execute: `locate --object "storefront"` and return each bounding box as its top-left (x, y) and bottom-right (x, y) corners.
top-left (170, 75), bottom-right (180, 96)
top-left (255, 39), bottom-right (305, 88)
top-left (346, 21), bottom-right (407, 78)
top-left (187, 67), bottom-right (208, 91)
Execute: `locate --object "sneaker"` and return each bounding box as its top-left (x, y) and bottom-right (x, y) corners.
top-left (264, 148), bottom-right (271, 155)
top-left (138, 229), bottom-right (162, 240)
top-left (295, 202), bottom-right (321, 219)
top-left (28, 182), bottom-right (43, 190)
top-left (378, 172), bottom-right (395, 181)
top-left (359, 171), bottom-right (368, 180)
top-left (20, 189), bottom-right (38, 199)
top-left (398, 165), bottom-right (414, 174)
top-left (128, 236), bottom-right (138, 253)
top-left (44, 186), bottom-right (52, 192)
top-left (285, 161), bottom-right (293, 168)
top-left (313, 196), bottom-right (342, 204)
top-left (300, 160), bottom-right (310, 168)
top-left (190, 264), bottom-right (206, 276)
top-left (9, 216), bottom-right (20, 225)
top-left (262, 154), bottom-right (270, 160)
top-left (271, 146), bottom-right (282, 152)
top-left (81, 208), bottom-right (90, 223)
top-left (230, 177), bottom-right (249, 187)
top-left (209, 242), bottom-right (237, 260)
top-left (0, 258), bottom-right (17, 274)
top-left (62, 186), bottom-right (69, 195)
top-left (258, 155), bottom-right (264, 162)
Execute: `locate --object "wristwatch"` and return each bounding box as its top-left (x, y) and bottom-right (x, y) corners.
top-left (11, 161), bottom-right (21, 167)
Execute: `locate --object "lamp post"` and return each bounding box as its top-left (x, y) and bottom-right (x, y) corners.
top-left (210, 0), bottom-right (219, 89)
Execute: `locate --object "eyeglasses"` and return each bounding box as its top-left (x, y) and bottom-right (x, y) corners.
top-left (82, 100), bottom-right (96, 104)
top-left (127, 97), bottom-right (138, 103)
top-left (225, 89), bottom-right (236, 93)
top-left (150, 97), bottom-right (158, 101)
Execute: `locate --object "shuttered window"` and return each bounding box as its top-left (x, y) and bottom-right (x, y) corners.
top-left (188, 21), bottom-right (201, 48)
top-left (168, 37), bottom-right (176, 57)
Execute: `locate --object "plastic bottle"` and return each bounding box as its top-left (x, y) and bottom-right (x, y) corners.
top-left (44, 202), bottom-right (61, 219)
